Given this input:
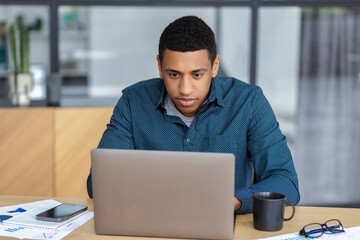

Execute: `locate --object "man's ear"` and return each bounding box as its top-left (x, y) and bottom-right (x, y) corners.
top-left (211, 54), bottom-right (220, 78)
top-left (156, 55), bottom-right (162, 78)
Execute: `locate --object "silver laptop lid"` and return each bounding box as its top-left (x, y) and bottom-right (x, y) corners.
top-left (91, 149), bottom-right (235, 240)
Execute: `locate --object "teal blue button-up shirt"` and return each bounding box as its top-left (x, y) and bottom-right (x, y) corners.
top-left (87, 77), bottom-right (300, 213)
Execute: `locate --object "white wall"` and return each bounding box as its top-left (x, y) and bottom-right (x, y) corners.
top-left (219, 7), bottom-right (251, 83)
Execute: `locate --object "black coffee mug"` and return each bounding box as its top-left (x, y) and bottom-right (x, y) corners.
top-left (253, 192), bottom-right (295, 231)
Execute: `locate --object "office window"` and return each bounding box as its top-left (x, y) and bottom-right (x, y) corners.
top-left (257, 7), bottom-right (301, 151)
top-left (0, 5), bottom-right (49, 101)
top-left (219, 7), bottom-right (251, 83)
top-left (58, 6), bottom-right (250, 105)
top-left (258, 7), bottom-right (360, 206)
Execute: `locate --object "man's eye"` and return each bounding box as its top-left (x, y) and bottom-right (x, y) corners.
top-left (194, 73), bottom-right (203, 78)
top-left (169, 73), bottom-right (179, 78)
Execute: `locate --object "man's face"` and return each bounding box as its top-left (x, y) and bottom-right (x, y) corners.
top-left (157, 49), bottom-right (220, 117)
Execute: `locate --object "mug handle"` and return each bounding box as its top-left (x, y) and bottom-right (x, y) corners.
top-left (282, 200), bottom-right (295, 221)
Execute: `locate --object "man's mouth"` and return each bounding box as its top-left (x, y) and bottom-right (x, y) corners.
top-left (177, 98), bottom-right (196, 107)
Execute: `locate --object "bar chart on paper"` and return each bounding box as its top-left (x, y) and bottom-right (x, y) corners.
top-left (4, 227), bottom-right (25, 232)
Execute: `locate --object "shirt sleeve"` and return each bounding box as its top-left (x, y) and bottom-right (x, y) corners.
top-left (98, 93), bottom-right (135, 149)
top-left (234, 87), bottom-right (300, 214)
top-left (87, 93), bottom-right (135, 198)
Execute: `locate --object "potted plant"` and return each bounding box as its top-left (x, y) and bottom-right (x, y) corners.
top-left (8, 15), bottom-right (33, 107)
top-left (0, 22), bottom-right (7, 70)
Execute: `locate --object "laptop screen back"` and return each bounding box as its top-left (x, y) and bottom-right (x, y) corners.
top-left (91, 149), bottom-right (235, 240)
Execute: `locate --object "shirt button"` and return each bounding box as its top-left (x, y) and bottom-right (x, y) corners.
top-left (186, 138), bottom-right (190, 143)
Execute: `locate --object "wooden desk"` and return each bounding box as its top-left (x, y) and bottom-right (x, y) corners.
top-left (1, 196), bottom-right (359, 240)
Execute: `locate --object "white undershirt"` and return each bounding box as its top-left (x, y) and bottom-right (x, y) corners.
top-left (164, 95), bottom-right (194, 127)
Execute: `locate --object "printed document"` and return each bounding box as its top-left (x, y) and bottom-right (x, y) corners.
top-left (0, 199), bottom-right (93, 240)
top-left (257, 226), bottom-right (360, 240)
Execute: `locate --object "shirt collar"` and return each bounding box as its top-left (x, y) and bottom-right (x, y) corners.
top-left (208, 77), bottom-right (225, 106)
top-left (156, 81), bottom-right (167, 110)
top-left (155, 77), bottom-right (225, 110)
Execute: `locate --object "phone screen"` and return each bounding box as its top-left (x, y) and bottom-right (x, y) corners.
top-left (36, 203), bottom-right (88, 222)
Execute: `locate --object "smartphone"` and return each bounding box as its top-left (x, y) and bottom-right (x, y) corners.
top-left (36, 203), bottom-right (88, 222)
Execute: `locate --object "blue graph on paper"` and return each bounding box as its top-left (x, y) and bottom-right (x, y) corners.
top-left (275, 236), bottom-right (306, 240)
top-left (4, 227), bottom-right (25, 232)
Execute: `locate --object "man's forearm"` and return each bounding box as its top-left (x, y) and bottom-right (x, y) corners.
top-left (235, 175), bottom-right (300, 214)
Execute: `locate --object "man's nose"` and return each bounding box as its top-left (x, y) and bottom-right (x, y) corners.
top-left (179, 76), bottom-right (193, 96)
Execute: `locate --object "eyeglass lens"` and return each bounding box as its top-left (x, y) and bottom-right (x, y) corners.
top-left (325, 219), bottom-right (344, 233)
top-left (304, 219), bottom-right (344, 238)
top-left (304, 223), bottom-right (323, 238)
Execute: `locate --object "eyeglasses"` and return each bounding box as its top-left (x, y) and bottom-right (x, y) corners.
top-left (299, 219), bottom-right (345, 238)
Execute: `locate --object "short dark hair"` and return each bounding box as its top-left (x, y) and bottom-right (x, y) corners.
top-left (158, 16), bottom-right (217, 65)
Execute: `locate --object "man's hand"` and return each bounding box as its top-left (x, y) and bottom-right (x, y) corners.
top-left (234, 197), bottom-right (241, 211)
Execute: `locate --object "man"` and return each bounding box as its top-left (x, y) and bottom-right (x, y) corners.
top-left (87, 16), bottom-right (300, 214)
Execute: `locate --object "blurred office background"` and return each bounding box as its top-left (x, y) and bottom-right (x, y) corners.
top-left (0, 0), bottom-right (359, 207)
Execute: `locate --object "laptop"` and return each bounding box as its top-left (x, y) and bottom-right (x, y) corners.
top-left (91, 149), bottom-right (235, 240)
